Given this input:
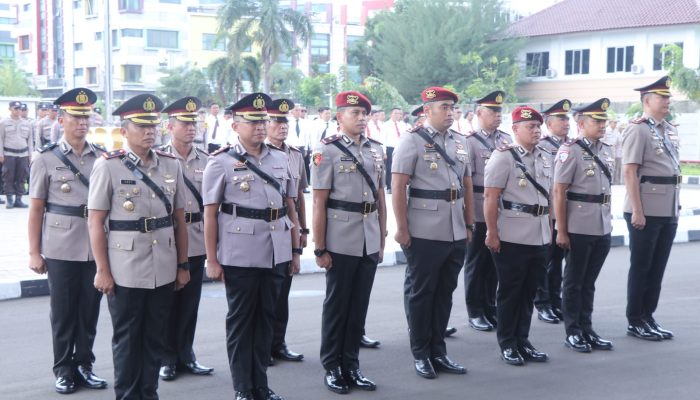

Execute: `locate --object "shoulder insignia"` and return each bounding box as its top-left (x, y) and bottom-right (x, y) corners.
top-left (408, 125), bottom-right (423, 133)
top-left (497, 129), bottom-right (512, 136)
top-left (600, 140), bottom-right (612, 147)
top-left (195, 147), bottom-right (210, 157)
top-left (321, 134), bottom-right (342, 145)
top-left (465, 130), bottom-right (476, 137)
top-left (367, 137), bottom-right (383, 145)
top-left (37, 142), bottom-right (57, 153)
top-left (496, 144), bottom-right (514, 152)
top-left (103, 149), bottom-right (127, 159)
top-left (629, 117), bottom-right (648, 125)
top-left (155, 149), bottom-right (176, 159)
top-left (92, 143), bottom-right (107, 153)
top-left (562, 139), bottom-right (576, 147)
top-left (288, 145), bottom-right (302, 153)
top-left (266, 143), bottom-right (284, 151)
top-left (535, 144), bottom-right (549, 153)
top-left (211, 144), bottom-right (231, 156)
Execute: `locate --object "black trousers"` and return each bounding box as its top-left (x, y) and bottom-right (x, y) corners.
top-left (46, 259), bottom-right (102, 378)
top-left (162, 255), bottom-right (206, 365)
top-left (384, 147), bottom-right (394, 189)
top-left (492, 242), bottom-right (547, 350)
top-left (535, 225), bottom-right (566, 310)
top-left (404, 237), bottom-right (465, 359)
top-left (561, 233), bottom-right (611, 335)
top-left (624, 213), bottom-right (677, 325)
top-left (108, 283), bottom-right (175, 400)
top-left (271, 272), bottom-right (294, 351)
top-left (464, 222), bottom-right (497, 318)
top-left (320, 250), bottom-right (378, 371)
top-left (1, 155), bottom-right (28, 195)
top-left (223, 263), bottom-right (287, 392)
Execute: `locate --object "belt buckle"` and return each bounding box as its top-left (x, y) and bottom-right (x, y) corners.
top-left (184, 212), bottom-right (192, 224)
top-left (677, 175), bottom-right (682, 185)
top-left (363, 202), bottom-right (372, 215)
top-left (536, 205), bottom-right (545, 216)
top-left (449, 189), bottom-right (458, 202)
top-left (603, 194), bottom-right (611, 205)
top-left (269, 208), bottom-right (279, 221)
top-left (82, 205), bottom-right (88, 218)
top-left (141, 216), bottom-right (156, 233)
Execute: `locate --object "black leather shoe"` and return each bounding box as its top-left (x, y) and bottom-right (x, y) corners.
top-left (268, 357), bottom-right (275, 366)
top-left (468, 316), bottom-right (494, 331)
top-left (537, 307), bottom-right (560, 324)
top-left (55, 376), bottom-right (77, 394)
top-left (414, 358), bottom-right (437, 379)
top-left (485, 313), bottom-right (498, 328)
top-left (13, 197), bottom-right (28, 208)
top-left (324, 367), bottom-right (349, 394)
top-left (432, 355), bottom-right (467, 374)
top-left (646, 320), bottom-right (674, 339)
top-left (627, 323), bottom-right (663, 341)
top-left (343, 369), bottom-right (376, 391)
top-left (360, 335), bottom-right (381, 348)
top-left (500, 347), bottom-right (524, 366)
top-left (552, 307), bottom-right (563, 320)
top-left (159, 364), bottom-right (177, 381)
top-left (583, 332), bottom-right (613, 350)
top-left (76, 365), bottom-right (107, 389)
top-left (518, 343), bottom-right (548, 362)
top-left (254, 387), bottom-right (284, 400)
top-left (183, 361), bottom-right (213, 375)
top-left (272, 346), bottom-right (304, 361)
top-left (565, 334), bottom-right (592, 353)
top-left (445, 326), bottom-right (457, 337)
top-left (235, 390), bottom-right (255, 400)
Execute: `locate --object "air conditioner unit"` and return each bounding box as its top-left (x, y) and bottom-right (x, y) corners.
top-left (545, 68), bottom-right (557, 79)
top-left (631, 64), bottom-right (644, 74)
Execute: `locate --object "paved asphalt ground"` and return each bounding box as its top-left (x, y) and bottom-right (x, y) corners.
top-left (1, 243), bottom-right (699, 400)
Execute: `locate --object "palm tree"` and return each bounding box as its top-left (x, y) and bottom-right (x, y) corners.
top-left (207, 55), bottom-right (261, 105)
top-left (218, 0), bottom-right (313, 92)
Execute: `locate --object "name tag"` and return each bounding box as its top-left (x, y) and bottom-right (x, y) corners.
top-left (456, 149), bottom-right (467, 155)
top-left (233, 167), bottom-right (248, 172)
top-left (340, 156), bottom-right (354, 162)
top-left (120, 179), bottom-right (136, 185)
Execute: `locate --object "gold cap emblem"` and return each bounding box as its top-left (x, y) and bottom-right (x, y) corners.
top-left (346, 94), bottom-right (359, 104)
top-left (279, 101), bottom-right (289, 112)
top-left (495, 94), bottom-right (503, 104)
top-left (185, 99), bottom-right (197, 112)
top-left (425, 89), bottom-right (436, 99)
top-left (520, 109), bottom-right (532, 119)
top-left (601, 100), bottom-right (609, 111)
top-left (665, 78), bottom-right (672, 88)
top-left (76, 90), bottom-right (89, 105)
top-left (253, 95), bottom-right (266, 110)
top-left (563, 101), bottom-right (570, 111)
top-left (143, 97), bottom-right (156, 112)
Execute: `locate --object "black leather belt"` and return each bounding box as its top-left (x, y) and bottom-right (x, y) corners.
top-left (567, 192), bottom-right (611, 204)
top-left (327, 199), bottom-right (377, 214)
top-left (640, 175), bottom-right (682, 185)
top-left (184, 211), bottom-right (202, 224)
top-left (3, 146), bottom-right (29, 154)
top-left (109, 216), bottom-right (173, 233)
top-left (473, 185), bottom-right (484, 193)
top-left (46, 203), bottom-right (88, 218)
top-left (502, 200), bottom-right (549, 216)
top-left (220, 203), bottom-right (287, 222)
top-left (409, 187), bottom-right (464, 201)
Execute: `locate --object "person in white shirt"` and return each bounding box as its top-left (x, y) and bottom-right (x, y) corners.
top-left (288, 104), bottom-right (312, 185)
top-left (205, 102), bottom-right (227, 153)
top-left (366, 108), bottom-right (384, 140)
top-left (604, 118), bottom-right (623, 184)
top-left (450, 107), bottom-right (468, 134)
top-left (464, 109), bottom-right (478, 132)
top-left (380, 107), bottom-right (409, 194)
top-left (314, 107), bottom-right (337, 144)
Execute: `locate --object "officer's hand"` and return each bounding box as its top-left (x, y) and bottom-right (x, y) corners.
top-left (29, 254), bottom-right (47, 274)
top-left (290, 254), bottom-right (301, 275)
top-left (466, 230), bottom-right (473, 243)
top-left (94, 270), bottom-right (115, 295)
top-left (316, 252), bottom-right (333, 270)
top-left (556, 232), bottom-right (571, 250)
top-left (300, 233), bottom-right (308, 248)
top-left (0, 155), bottom-right (4, 163)
top-left (485, 232), bottom-right (501, 253)
top-left (175, 269), bottom-right (190, 290)
top-left (631, 211), bottom-right (646, 230)
top-left (378, 248), bottom-right (384, 264)
top-left (206, 260), bottom-right (224, 281)
top-left (395, 229), bottom-right (411, 249)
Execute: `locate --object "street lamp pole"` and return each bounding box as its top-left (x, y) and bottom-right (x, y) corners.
top-left (103, 0), bottom-right (113, 121)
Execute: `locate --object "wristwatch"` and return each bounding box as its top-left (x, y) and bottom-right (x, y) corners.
top-left (292, 248), bottom-right (303, 255)
top-left (300, 228), bottom-right (310, 235)
top-left (314, 248), bottom-right (328, 257)
top-left (177, 262), bottom-right (191, 271)
top-left (466, 224), bottom-right (476, 232)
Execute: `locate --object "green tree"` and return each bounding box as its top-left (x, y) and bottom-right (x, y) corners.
top-left (460, 53), bottom-right (521, 103)
top-left (268, 64), bottom-right (304, 99)
top-left (206, 55), bottom-right (260, 105)
top-left (217, 0), bottom-right (313, 92)
top-left (0, 61), bottom-right (38, 96)
top-left (662, 44), bottom-right (700, 102)
top-left (157, 64), bottom-right (212, 105)
top-left (298, 73), bottom-right (336, 109)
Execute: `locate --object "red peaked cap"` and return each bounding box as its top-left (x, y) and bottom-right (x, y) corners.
top-left (512, 106), bottom-right (543, 124)
top-left (421, 86), bottom-right (459, 103)
top-left (335, 91), bottom-right (372, 113)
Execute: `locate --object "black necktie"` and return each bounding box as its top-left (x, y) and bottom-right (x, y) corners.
top-left (321, 122), bottom-right (329, 139)
top-left (212, 118), bottom-right (219, 139)
top-left (296, 120), bottom-right (300, 137)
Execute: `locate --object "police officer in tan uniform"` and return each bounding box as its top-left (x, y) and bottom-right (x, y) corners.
top-left (203, 92), bottom-right (300, 400)
top-left (622, 76), bottom-right (679, 341)
top-left (0, 100), bottom-right (34, 208)
top-left (534, 99), bottom-right (572, 324)
top-left (28, 88), bottom-right (108, 394)
top-left (392, 87), bottom-right (474, 379)
top-left (266, 98), bottom-right (307, 364)
top-left (312, 91), bottom-right (386, 394)
top-left (35, 104), bottom-right (59, 147)
top-left (484, 106), bottom-right (551, 366)
top-left (553, 98), bottom-right (614, 353)
top-left (464, 90), bottom-right (512, 331)
top-left (88, 94), bottom-right (191, 400)
top-left (157, 96), bottom-right (214, 381)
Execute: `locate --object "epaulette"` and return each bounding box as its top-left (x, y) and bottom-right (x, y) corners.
top-left (211, 144), bottom-right (231, 156)
top-left (630, 117), bottom-right (648, 125)
top-left (367, 137), bottom-right (383, 145)
top-left (288, 145), bottom-right (302, 153)
top-left (155, 149), bottom-right (176, 159)
top-left (156, 144), bottom-right (172, 153)
top-left (321, 134), bottom-right (343, 145)
top-left (600, 140), bottom-right (613, 147)
top-left (91, 143), bottom-right (107, 153)
top-left (103, 149), bottom-right (126, 159)
top-left (497, 129), bottom-right (512, 136)
top-left (266, 143), bottom-right (284, 151)
top-left (562, 139), bottom-right (576, 147)
top-left (496, 144), bottom-right (515, 152)
top-left (535, 144), bottom-right (548, 153)
top-left (37, 142), bottom-right (57, 153)
top-left (195, 147), bottom-right (209, 157)
top-left (408, 125), bottom-right (423, 133)
top-left (448, 128), bottom-right (466, 137)
top-left (465, 131), bottom-right (477, 137)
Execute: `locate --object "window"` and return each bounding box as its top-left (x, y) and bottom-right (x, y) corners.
top-left (73, 0), bottom-right (81, 9)
top-left (310, 33), bottom-right (330, 73)
top-left (119, 0), bottom-right (142, 12)
top-left (23, 3), bottom-right (30, 12)
top-left (86, 67), bottom-right (97, 85)
top-left (0, 44), bottom-right (14, 58)
top-left (74, 42), bottom-right (83, 51)
top-left (311, 4), bottom-right (329, 22)
top-left (146, 30), bottom-right (178, 49)
top-left (606, 46), bottom-right (634, 73)
top-left (0, 17), bottom-right (17, 24)
top-left (123, 65), bottom-right (141, 82)
top-left (0, 4), bottom-right (9, 10)
top-left (202, 33), bottom-right (225, 51)
top-left (526, 52), bottom-right (549, 77)
top-left (112, 29), bottom-right (119, 47)
top-left (74, 68), bottom-right (83, 77)
top-left (95, 31), bottom-right (102, 40)
top-left (564, 49), bottom-right (590, 75)
top-left (18, 35), bottom-right (30, 51)
top-left (653, 42), bottom-right (683, 71)
top-left (121, 28), bottom-right (143, 37)
top-left (85, 0), bottom-right (96, 16)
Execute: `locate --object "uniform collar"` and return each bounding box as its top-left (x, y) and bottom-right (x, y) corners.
top-left (58, 138), bottom-right (97, 156)
top-left (123, 146), bottom-right (159, 168)
top-left (423, 122), bottom-right (452, 138)
top-left (338, 132), bottom-right (369, 147)
top-left (264, 138), bottom-right (288, 152)
top-left (232, 139), bottom-right (270, 159)
top-left (163, 144), bottom-right (198, 162)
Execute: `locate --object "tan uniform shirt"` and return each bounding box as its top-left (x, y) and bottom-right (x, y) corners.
top-left (392, 124), bottom-right (471, 242)
top-left (88, 147), bottom-right (186, 289)
top-left (466, 129), bottom-right (512, 222)
top-left (622, 116), bottom-right (681, 217)
top-left (554, 139), bottom-right (613, 236)
top-left (0, 117), bottom-right (34, 157)
top-left (160, 144), bottom-right (208, 258)
top-left (265, 139), bottom-right (308, 196)
top-left (538, 135), bottom-right (564, 220)
top-left (202, 141), bottom-right (295, 268)
top-left (30, 140), bottom-right (105, 261)
top-left (485, 145), bottom-right (551, 246)
top-left (311, 133), bottom-right (384, 256)
top-left (35, 116), bottom-right (56, 147)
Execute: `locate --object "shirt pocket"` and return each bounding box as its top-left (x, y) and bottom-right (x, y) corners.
top-left (410, 198), bottom-right (439, 211)
top-left (641, 184), bottom-right (667, 195)
top-left (227, 218), bottom-right (255, 235)
top-left (108, 234), bottom-right (134, 251)
top-left (45, 213), bottom-right (72, 230)
top-left (19, 125), bottom-right (31, 139)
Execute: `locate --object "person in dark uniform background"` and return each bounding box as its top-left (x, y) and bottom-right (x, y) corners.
top-left (0, 100), bottom-right (33, 208)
